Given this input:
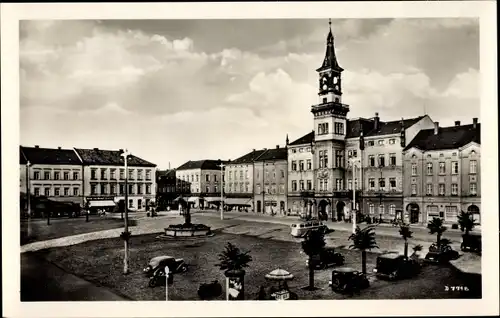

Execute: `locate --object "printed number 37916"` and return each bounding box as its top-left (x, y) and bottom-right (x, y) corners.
top-left (445, 286), bottom-right (469, 291)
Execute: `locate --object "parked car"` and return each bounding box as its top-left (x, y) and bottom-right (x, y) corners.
top-left (306, 247), bottom-right (345, 270)
top-left (425, 243), bottom-right (460, 263)
top-left (290, 219), bottom-right (328, 238)
top-left (460, 233), bottom-right (481, 253)
top-left (373, 252), bottom-right (420, 280)
top-left (143, 255), bottom-right (188, 287)
top-left (328, 267), bottom-right (369, 294)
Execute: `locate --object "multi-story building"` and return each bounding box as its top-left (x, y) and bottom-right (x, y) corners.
top-left (20, 146), bottom-right (84, 214)
top-left (156, 169), bottom-right (177, 210)
top-left (345, 114), bottom-right (434, 222)
top-left (287, 132), bottom-right (315, 216)
top-left (74, 148), bottom-right (156, 212)
top-left (175, 160), bottom-right (226, 209)
top-left (402, 119), bottom-right (481, 225)
top-left (253, 146), bottom-right (288, 215)
top-left (225, 149), bottom-right (267, 211)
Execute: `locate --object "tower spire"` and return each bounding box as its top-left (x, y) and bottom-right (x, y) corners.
top-left (317, 18), bottom-right (343, 72)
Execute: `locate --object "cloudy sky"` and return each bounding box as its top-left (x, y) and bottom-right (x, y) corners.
top-left (20, 18), bottom-right (479, 169)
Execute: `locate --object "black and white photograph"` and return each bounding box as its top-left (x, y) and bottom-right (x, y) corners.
top-left (1, 2), bottom-right (498, 318)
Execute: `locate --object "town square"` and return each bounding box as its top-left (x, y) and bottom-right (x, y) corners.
top-left (4, 4), bottom-right (496, 310)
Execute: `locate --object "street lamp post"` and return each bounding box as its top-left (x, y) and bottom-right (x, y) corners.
top-left (349, 157), bottom-right (361, 234)
top-left (121, 149), bottom-right (131, 275)
top-left (26, 161), bottom-right (32, 237)
top-left (218, 161), bottom-right (226, 220)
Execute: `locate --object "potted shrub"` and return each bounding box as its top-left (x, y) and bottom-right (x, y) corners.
top-left (301, 230), bottom-right (326, 291)
top-left (348, 226), bottom-right (379, 275)
top-left (215, 242), bottom-right (252, 300)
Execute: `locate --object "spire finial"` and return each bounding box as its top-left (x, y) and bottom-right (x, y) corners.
top-left (329, 18), bottom-right (332, 29)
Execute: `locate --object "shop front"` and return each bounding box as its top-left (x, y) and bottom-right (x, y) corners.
top-left (87, 196), bottom-right (116, 214)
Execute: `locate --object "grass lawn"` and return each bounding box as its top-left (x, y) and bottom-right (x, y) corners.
top-left (31, 229), bottom-right (478, 301)
top-left (21, 216), bottom-right (135, 244)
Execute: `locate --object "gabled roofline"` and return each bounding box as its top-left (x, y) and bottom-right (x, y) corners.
top-left (459, 141), bottom-right (481, 151)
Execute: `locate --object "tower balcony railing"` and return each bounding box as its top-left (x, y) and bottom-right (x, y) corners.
top-left (311, 101), bottom-right (350, 111)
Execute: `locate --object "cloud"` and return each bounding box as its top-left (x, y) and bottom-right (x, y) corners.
top-left (442, 68), bottom-right (479, 99)
top-left (19, 19), bottom-right (480, 169)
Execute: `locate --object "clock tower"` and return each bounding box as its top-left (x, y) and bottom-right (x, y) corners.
top-left (311, 20), bottom-right (349, 211)
top-left (311, 20), bottom-right (349, 143)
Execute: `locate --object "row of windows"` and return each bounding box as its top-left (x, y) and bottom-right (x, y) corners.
top-left (410, 183), bottom-right (477, 196)
top-left (318, 150), bottom-right (344, 168)
top-left (317, 122), bottom-right (345, 136)
top-left (426, 205), bottom-right (462, 223)
top-left (228, 170), bottom-right (249, 180)
top-left (32, 171), bottom-right (79, 181)
top-left (366, 139), bottom-right (397, 147)
top-left (291, 180), bottom-right (313, 191)
top-left (226, 183), bottom-right (250, 193)
top-left (90, 169), bottom-right (152, 180)
top-left (255, 184), bottom-right (286, 195)
top-left (158, 186), bottom-right (175, 193)
top-left (179, 173), bottom-right (220, 183)
top-left (34, 187), bottom-right (79, 197)
top-left (290, 147), bottom-right (312, 153)
top-left (291, 160), bottom-right (312, 171)
top-left (368, 154), bottom-right (397, 167)
top-left (411, 160), bottom-right (477, 176)
top-left (368, 204), bottom-right (397, 215)
top-left (368, 178), bottom-right (398, 190)
top-left (90, 183), bottom-right (152, 195)
top-left (256, 169), bottom-right (286, 180)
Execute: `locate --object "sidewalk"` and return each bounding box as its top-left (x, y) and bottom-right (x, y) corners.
top-left (21, 253), bottom-right (127, 301)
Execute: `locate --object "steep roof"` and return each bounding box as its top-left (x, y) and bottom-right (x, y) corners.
top-left (20, 148), bottom-right (28, 165)
top-left (20, 146), bottom-right (82, 165)
top-left (346, 118), bottom-right (375, 139)
top-left (289, 131), bottom-right (315, 146)
top-left (317, 26), bottom-right (343, 72)
top-left (176, 159), bottom-right (227, 171)
top-left (157, 169), bottom-right (176, 180)
top-left (74, 148), bottom-right (156, 167)
top-left (366, 116), bottom-right (425, 137)
top-left (231, 149), bottom-right (267, 164)
top-left (254, 147), bottom-right (287, 162)
top-left (346, 116), bottom-right (425, 139)
top-left (404, 124), bottom-right (480, 151)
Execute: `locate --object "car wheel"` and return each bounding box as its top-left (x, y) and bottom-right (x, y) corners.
top-left (180, 265), bottom-right (188, 273)
top-left (148, 277), bottom-right (157, 288)
top-left (389, 271), bottom-right (397, 281)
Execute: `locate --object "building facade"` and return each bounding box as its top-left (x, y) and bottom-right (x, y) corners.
top-left (402, 120), bottom-right (481, 225)
top-left (253, 146), bottom-right (288, 215)
top-left (156, 169), bottom-right (177, 210)
top-left (348, 114), bottom-right (435, 222)
top-left (175, 160), bottom-right (225, 209)
top-left (225, 149), bottom-right (266, 211)
top-left (20, 146), bottom-right (84, 215)
top-left (74, 148), bottom-right (156, 212)
top-left (287, 132), bottom-right (315, 216)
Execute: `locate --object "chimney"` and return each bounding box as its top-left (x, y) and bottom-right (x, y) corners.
top-left (58, 146), bottom-right (62, 150)
top-left (455, 121), bottom-right (461, 126)
top-left (93, 148), bottom-right (99, 151)
top-left (434, 122), bottom-right (439, 135)
top-left (276, 145), bottom-right (279, 149)
top-left (374, 112), bottom-right (380, 131)
top-left (119, 149), bottom-right (123, 152)
top-left (473, 118), bottom-right (478, 128)
top-left (34, 145), bottom-right (39, 148)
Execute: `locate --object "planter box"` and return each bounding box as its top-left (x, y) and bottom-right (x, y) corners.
top-left (164, 226), bottom-right (211, 237)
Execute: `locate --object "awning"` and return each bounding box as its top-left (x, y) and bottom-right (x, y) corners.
top-left (205, 197), bottom-right (221, 203)
top-left (88, 200), bottom-right (116, 207)
top-left (225, 198), bottom-right (252, 206)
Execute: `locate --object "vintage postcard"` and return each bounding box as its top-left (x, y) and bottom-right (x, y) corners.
top-left (1, 1), bottom-right (498, 317)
